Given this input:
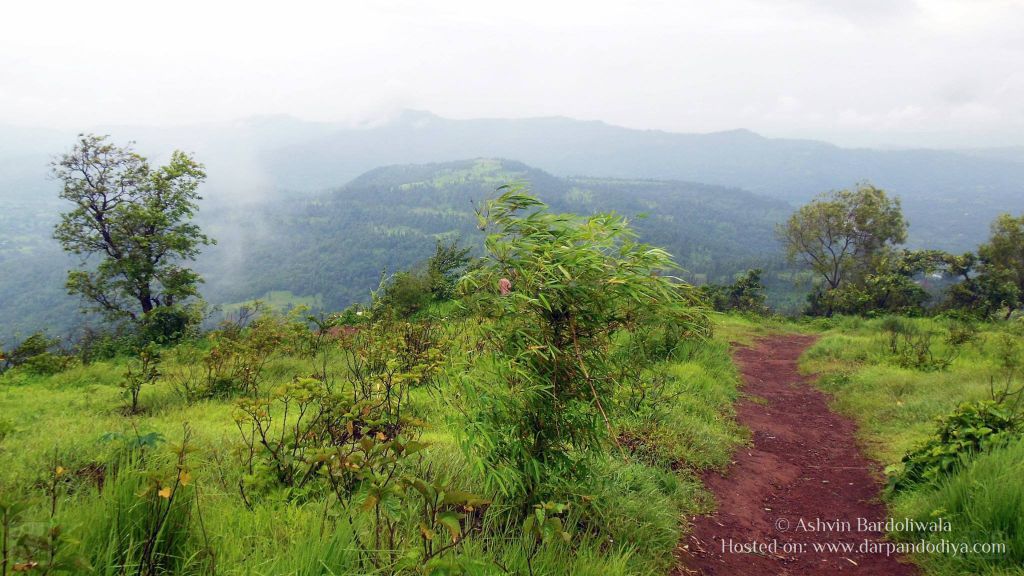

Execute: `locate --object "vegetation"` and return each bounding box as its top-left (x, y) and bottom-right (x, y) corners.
top-left (51, 134), bottom-right (212, 336)
top-left (802, 316), bottom-right (1024, 575)
top-left (0, 188), bottom-right (745, 575)
top-left (779, 183), bottom-right (907, 315)
top-left (4, 132), bottom-right (1024, 575)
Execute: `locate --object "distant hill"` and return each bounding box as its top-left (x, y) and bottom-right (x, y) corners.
top-left (3, 112), bottom-right (1022, 251)
top-left (196, 159), bottom-right (795, 317)
top-left (0, 159), bottom-right (797, 343)
top-left (261, 111), bottom-right (1024, 252)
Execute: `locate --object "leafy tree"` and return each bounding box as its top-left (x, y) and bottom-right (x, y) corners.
top-left (457, 188), bottom-right (709, 507)
top-left (700, 268), bottom-right (768, 313)
top-left (940, 251), bottom-right (1020, 319)
top-left (121, 343), bottom-right (161, 414)
top-left (779, 183), bottom-right (906, 315)
top-left (978, 213), bottom-right (1024, 318)
top-left (822, 249), bottom-right (945, 316)
top-left (426, 238), bottom-right (472, 299)
top-left (372, 239), bottom-right (472, 318)
top-left (52, 134), bottom-right (213, 325)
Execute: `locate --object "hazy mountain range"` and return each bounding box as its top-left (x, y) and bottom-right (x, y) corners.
top-left (4, 110), bottom-right (1022, 250)
top-left (2, 111), bottom-right (1023, 342)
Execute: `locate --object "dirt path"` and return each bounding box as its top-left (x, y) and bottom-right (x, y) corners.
top-left (676, 335), bottom-right (917, 575)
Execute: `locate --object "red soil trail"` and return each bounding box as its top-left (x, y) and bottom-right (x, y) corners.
top-left (675, 334), bottom-right (917, 576)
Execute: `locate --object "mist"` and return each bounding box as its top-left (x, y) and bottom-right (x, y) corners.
top-left (2, 0), bottom-right (1023, 148)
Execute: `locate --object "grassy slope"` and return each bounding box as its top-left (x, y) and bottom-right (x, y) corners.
top-left (800, 316), bottom-right (1024, 575)
top-left (0, 316), bottom-right (747, 575)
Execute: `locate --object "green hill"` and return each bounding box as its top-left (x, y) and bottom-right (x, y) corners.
top-left (197, 159), bottom-right (795, 317)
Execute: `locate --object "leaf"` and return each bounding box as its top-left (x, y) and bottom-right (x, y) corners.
top-left (442, 490), bottom-right (491, 508)
top-left (437, 511), bottom-right (463, 543)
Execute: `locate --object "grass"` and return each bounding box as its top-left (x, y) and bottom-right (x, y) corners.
top-left (0, 313), bottom-right (745, 575)
top-left (800, 315), bottom-right (1024, 575)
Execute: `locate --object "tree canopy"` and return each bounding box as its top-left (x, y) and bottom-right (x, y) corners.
top-left (52, 134), bottom-right (213, 323)
top-left (779, 183), bottom-right (907, 314)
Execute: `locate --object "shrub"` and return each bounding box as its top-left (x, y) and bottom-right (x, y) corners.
top-left (892, 438), bottom-right (1024, 572)
top-left (457, 189), bottom-right (709, 510)
top-left (888, 400), bottom-right (1021, 492)
top-left (700, 268), bottom-right (768, 314)
top-left (170, 308), bottom-right (295, 400)
top-left (79, 426), bottom-right (207, 575)
top-left (2, 333), bottom-right (75, 376)
top-left (121, 344), bottom-right (162, 414)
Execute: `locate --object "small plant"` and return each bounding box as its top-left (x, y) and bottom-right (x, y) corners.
top-left (522, 502), bottom-right (572, 576)
top-left (85, 425), bottom-right (201, 575)
top-left (0, 459), bottom-right (90, 576)
top-left (171, 307), bottom-right (294, 400)
top-left (121, 343), bottom-right (162, 414)
top-left (888, 400), bottom-right (1021, 492)
top-left (1, 494), bottom-right (29, 576)
top-left (880, 316), bottom-right (911, 355)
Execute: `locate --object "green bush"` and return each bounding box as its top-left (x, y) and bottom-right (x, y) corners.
top-left (893, 438), bottom-right (1024, 573)
top-left (889, 400), bottom-right (1021, 492)
top-left (457, 189), bottom-right (709, 510)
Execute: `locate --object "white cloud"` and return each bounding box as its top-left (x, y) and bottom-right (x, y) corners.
top-left (0, 0), bottom-right (1021, 147)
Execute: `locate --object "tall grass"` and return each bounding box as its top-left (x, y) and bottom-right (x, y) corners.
top-left (0, 314), bottom-right (745, 574)
top-left (892, 438), bottom-right (1024, 575)
top-left (802, 316), bottom-right (1024, 575)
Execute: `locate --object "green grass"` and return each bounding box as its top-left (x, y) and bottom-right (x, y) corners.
top-left (221, 290), bottom-right (324, 314)
top-left (0, 316), bottom-right (745, 574)
top-left (890, 440), bottom-right (1024, 575)
top-left (801, 316), bottom-right (1024, 575)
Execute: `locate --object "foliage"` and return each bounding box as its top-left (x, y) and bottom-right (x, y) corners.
top-left (170, 306), bottom-right (298, 400)
top-left (888, 400), bottom-right (1021, 492)
top-left (372, 239), bottom-right (473, 319)
top-left (977, 213), bottom-right (1024, 318)
top-left (78, 425), bottom-right (209, 576)
top-left (51, 134), bottom-right (214, 323)
top-left (457, 188), bottom-right (710, 509)
top-left (700, 268), bottom-right (768, 314)
top-left (374, 270), bottom-right (433, 319)
top-left (0, 334), bottom-right (74, 377)
top-left (779, 183), bottom-right (907, 315)
top-left (121, 344), bottom-right (162, 414)
top-left (427, 239), bottom-right (473, 300)
top-left (233, 317), bottom-right (477, 572)
top-left (0, 463), bottom-right (90, 575)
top-left (891, 438), bottom-right (1024, 574)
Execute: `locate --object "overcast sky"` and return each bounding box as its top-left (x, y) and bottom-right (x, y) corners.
top-left (2, 0), bottom-right (1022, 148)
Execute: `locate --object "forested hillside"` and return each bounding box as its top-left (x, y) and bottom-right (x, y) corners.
top-left (4, 112), bottom-right (1024, 251)
top-left (0, 158), bottom-right (793, 343)
top-left (198, 158), bottom-right (796, 317)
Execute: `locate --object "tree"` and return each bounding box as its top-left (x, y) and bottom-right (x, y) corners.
top-left (940, 251), bottom-right (1019, 319)
top-left (457, 188), bottom-right (709, 506)
top-left (426, 238), bottom-right (472, 299)
top-left (978, 214), bottom-right (1024, 318)
top-left (52, 135), bottom-right (213, 323)
top-left (779, 183), bottom-right (907, 314)
top-left (700, 269), bottom-right (768, 314)
top-left (825, 249), bottom-right (944, 316)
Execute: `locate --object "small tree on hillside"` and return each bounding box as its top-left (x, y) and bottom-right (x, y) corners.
top-left (457, 188), bottom-right (709, 507)
top-left (778, 183), bottom-right (906, 314)
top-left (52, 135), bottom-right (213, 328)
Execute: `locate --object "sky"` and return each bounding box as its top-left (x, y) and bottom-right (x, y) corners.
top-left (1, 0), bottom-right (1022, 148)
